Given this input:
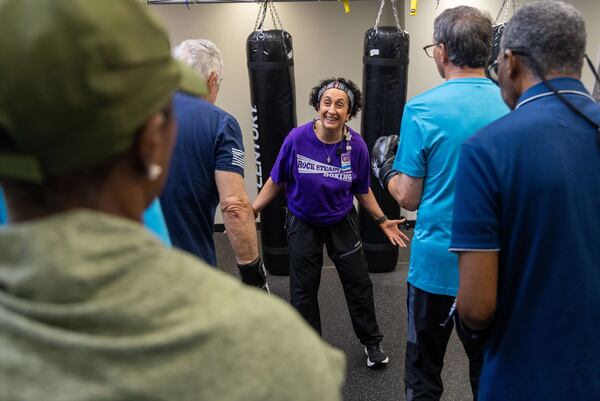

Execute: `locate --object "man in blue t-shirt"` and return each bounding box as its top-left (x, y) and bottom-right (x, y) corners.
top-left (450, 2), bottom-right (600, 400)
top-left (372, 6), bottom-right (508, 400)
top-left (160, 39), bottom-right (267, 290)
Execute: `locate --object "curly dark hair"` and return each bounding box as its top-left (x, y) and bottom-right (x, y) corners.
top-left (308, 77), bottom-right (362, 119)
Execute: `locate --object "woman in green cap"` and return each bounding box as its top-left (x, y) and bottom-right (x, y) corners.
top-left (0, 0), bottom-right (345, 400)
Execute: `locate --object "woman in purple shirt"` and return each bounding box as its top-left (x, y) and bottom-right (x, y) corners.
top-left (253, 77), bottom-right (408, 369)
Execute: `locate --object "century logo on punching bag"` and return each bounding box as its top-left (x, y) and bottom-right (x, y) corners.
top-left (246, 0), bottom-right (296, 275)
top-left (250, 105), bottom-right (263, 189)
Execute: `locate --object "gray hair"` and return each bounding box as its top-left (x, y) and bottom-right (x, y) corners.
top-left (433, 6), bottom-right (493, 69)
top-left (172, 39), bottom-right (223, 81)
top-left (501, 1), bottom-right (586, 77)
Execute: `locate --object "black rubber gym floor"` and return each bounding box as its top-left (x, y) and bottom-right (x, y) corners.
top-left (215, 231), bottom-right (473, 401)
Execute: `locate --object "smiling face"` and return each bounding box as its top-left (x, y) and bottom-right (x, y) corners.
top-left (318, 88), bottom-right (350, 133)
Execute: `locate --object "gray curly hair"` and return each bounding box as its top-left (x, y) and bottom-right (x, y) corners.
top-left (501, 1), bottom-right (586, 77)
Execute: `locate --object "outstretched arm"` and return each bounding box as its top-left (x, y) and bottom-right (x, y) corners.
top-left (252, 177), bottom-right (283, 217)
top-left (355, 189), bottom-right (409, 248)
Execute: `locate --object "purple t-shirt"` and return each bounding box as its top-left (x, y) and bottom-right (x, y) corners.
top-left (271, 121), bottom-right (370, 226)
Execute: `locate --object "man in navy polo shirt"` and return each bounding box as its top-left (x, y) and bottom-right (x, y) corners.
top-left (451, 2), bottom-right (600, 400)
top-left (160, 39), bottom-right (267, 290)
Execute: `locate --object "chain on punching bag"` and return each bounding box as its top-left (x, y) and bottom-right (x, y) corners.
top-left (486, 0), bottom-right (521, 81)
top-left (247, 0), bottom-right (296, 275)
top-left (486, 23), bottom-right (505, 81)
top-left (359, 0), bottom-right (409, 273)
top-left (593, 58), bottom-right (600, 102)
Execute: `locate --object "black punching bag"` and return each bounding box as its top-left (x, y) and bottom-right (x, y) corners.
top-left (247, 30), bottom-right (296, 275)
top-left (359, 26), bottom-right (409, 273)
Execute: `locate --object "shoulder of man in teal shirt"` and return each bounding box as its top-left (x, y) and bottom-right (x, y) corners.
top-left (143, 198), bottom-right (172, 246)
top-left (0, 187), bottom-right (6, 225)
top-left (392, 78), bottom-right (509, 296)
top-left (1, 187), bottom-right (170, 247)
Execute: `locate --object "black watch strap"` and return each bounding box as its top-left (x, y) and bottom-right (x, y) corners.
top-left (375, 214), bottom-right (388, 225)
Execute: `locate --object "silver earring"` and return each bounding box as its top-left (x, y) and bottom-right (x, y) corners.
top-left (147, 164), bottom-right (163, 181)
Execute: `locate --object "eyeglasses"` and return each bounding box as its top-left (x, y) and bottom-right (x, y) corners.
top-left (423, 43), bottom-right (439, 58)
top-left (487, 49), bottom-right (529, 85)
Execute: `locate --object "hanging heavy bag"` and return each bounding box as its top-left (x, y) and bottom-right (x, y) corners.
top-left (247, 2), bottom-right (296, 275)
top-left (488, 0), bottom-right (522, 80)
top-left (359, 1), bottom-right (409, 273)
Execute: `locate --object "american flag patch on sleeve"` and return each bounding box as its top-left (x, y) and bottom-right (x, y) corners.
top-left (231, 148), bottom-right (245, 169)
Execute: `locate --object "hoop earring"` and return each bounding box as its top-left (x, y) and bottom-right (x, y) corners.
top-left (147, 164), bottom-right (163, 181)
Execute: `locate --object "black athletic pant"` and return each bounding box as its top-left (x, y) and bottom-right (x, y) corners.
top-left (286, 208), bottom-right (383, 345)
top-left (405, 283), bottom-right (483, 401)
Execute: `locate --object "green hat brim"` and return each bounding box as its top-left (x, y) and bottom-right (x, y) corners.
top-left (177, 61), bottom-right (208, 97)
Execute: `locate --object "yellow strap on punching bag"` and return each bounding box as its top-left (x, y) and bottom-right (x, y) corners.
top-left (338, 0), bottom-right (350, 14)
top-left (410, 0), bottom-right (418, 16)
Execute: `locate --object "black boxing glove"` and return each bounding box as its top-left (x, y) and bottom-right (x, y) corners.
top-left (237, 257), bottom-right (270, 294)
top-left (371, 135), bottom-right (400, 191)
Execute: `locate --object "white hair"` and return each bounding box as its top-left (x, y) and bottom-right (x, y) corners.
top-left (171, 39), bottom-right (223, 81)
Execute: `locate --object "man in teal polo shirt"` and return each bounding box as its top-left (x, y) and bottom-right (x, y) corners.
top-left (372, 6), bottom-right (508, 401)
